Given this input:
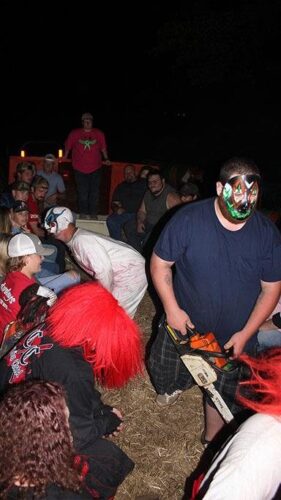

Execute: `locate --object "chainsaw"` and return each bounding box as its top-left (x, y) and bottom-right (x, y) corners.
top-left (163, 320), bottom-right (235, 424)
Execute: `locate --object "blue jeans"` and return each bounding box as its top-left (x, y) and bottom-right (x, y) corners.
top-left (74, 168), bottom-right (102, 216)
top-left (106, 212), bottom-right (135, 241)
top-left (42, 237), bottom-right (66, 273)
top-left (38, 271), bottom-right (80, 294)
top-left (257, 329), bottom-right (281, 351)
top-left (123, 218), bottom-right (154, 253)
top-left (37, 262), bottom-right (59, 277)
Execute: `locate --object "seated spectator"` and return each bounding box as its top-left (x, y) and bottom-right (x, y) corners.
top-left (11, 180), bottom-right (30, 202)
top-left (139, 165), bottom-right (152, 179)
top-left (0, 233), bottom-right (79, 341)
top-left (106, 164), bottom-right (147, 241)
top-left (14, 160), bottom-right (36, 185)
top-left (194, 349), bottom-right (281, 499)
top-left (0, 234), bottom-right (10, 279)
top-left (10, 201), bottom-right (30, 234)
top-left (179, 182), bottom-right (200, 204)
top-left (27, 176), bottom-right (49, 237)
top-left (10, 201), bottom-right (60, 277)
top-left (124, 169), bottom-right (181, 253)
top-left (0, 181), bottom-right (30, 210)
top-left (0, 380), bottom-right (93, 498)
top-left (257, 297), bottom-right (281, 350)
top-left (0, 207), bottom-right (12, 234)
top-left (28, 176), bottom-right (66, 273)
top-left (37, 153), bottom-right (66, 209)
top-left (0, 232), bottom-right (54, 342)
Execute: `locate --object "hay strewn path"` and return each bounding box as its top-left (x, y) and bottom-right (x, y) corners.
top-left (102, 292), bottom-right (205, 499)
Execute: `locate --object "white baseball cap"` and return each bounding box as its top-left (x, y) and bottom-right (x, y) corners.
top-left (44, 153), bottom-right (56, 163)
top-left (44, 206), bottom-right (74, 234)
top-left (81, 112), bottom-right (93, 121)
top-left (8, 233), bottom-right (55, 257)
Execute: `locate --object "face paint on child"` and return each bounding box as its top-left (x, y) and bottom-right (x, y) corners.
top-left (222, 175), bottom-right (259, 221)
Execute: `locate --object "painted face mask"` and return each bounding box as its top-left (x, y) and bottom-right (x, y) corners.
top-left (221, 174), bottom-right (260, 222)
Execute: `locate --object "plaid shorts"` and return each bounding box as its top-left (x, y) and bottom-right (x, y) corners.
top-left (211, 363), bottom-right (244, 414)
top-left (148, 316), bottom-right (246, 415)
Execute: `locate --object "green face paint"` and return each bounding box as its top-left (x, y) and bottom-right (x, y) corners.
top-left (221, 175), bottom-right (259, 221)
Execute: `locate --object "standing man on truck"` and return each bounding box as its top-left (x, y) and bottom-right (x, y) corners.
top-left (63, 112), bottom-right (111, 219)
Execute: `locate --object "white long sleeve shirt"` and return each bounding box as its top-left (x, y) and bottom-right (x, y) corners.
top-left (67, 228), bottom-right (147, 317)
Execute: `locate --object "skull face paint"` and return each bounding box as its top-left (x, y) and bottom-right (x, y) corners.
top-left (220, 175), bottom-right (259, 222)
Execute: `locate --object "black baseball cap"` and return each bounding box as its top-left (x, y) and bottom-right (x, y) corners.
top-left (13, 201), bottom-right (29, 213)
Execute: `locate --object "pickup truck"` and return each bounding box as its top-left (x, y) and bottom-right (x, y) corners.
top-left (9, 144), bottom-right (145, 235)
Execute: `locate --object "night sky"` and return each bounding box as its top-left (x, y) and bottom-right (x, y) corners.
top-left (1, 0), bottom-right (281, 179)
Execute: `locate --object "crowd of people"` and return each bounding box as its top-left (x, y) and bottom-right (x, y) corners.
top-left (1, 115), bottom-right (281, 498)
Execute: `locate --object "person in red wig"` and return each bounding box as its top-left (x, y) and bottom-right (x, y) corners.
top-left (0, 281), bottom-right (144, 499)
top-left (192, 349), bottom-right (281, 499)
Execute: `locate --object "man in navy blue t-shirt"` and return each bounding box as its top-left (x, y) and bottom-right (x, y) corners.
top-left (149, 157), bottom-right (281, 443)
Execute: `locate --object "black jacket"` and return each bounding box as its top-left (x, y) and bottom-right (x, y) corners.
top-left (0, 323), bottom-right (134, 499)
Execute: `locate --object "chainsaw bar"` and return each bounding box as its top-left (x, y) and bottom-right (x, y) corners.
top-left (181, 353), bottom-right (234, 423)
top-left (164, 321), bottom-right (235, 423)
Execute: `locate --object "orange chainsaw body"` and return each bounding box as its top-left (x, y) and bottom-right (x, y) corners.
top-left (189, 332), bottom-right (228, 369)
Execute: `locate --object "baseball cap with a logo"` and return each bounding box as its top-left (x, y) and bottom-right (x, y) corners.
top-left (44, 207), bottom-right (74, 234)
top-left (8, 233), bottom-right (55, 257)
top-left (44, 154), bottom-right (56, 163)
top-left (13, 201), bottom-right (29, 213)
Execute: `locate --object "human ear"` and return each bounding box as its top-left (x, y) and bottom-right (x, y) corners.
top-left (216, 181), bottom-right (223, 196)
top-left (22, 256), bottom-right (29, 267)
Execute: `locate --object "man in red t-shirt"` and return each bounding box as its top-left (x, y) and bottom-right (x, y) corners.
top-left (63, 112), bottom-right (111, 218)
top-left (0, 233), bottom-right (54, 343)
top-left (27, 176), bottom-right (66, 273)
top-left (27, 176), bottom-right (49, 237)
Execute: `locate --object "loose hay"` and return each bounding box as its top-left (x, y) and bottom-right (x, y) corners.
top-left (101, 292), bottom-right (205, 499)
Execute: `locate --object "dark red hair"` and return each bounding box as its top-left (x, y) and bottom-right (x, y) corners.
top-left (238, 348), bottom-right (281, 415)
top-left (0, 381), bottom-right (82, 498)
top-left (46, 282), bottom-right (144, 388)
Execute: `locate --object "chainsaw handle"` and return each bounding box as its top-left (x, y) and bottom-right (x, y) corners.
top-left (196, 349), bottom-right (229, 359)
top-left (163, 321), bottom-right (189, 345)
top-left (224, 345), bottom-right (234, 358)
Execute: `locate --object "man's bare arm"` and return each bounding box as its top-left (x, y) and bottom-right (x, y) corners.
top-left (225, 280), bottom-right (281, 356)
top-left (150, 252), bottom-right (194, 334)
top-left (137, 199), bottom-right (147, 232)
top-left (63, 149), bottom-right (70, 160)
top-left (259, 318), bottom-right (277, 331)
top-left (101, 148), bottom-right (111, 165)
top-left (166, 192), bottom-right (181, 209)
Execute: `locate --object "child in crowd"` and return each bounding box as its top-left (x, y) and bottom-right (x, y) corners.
top-left (0, 233), bottom-right (79, 342)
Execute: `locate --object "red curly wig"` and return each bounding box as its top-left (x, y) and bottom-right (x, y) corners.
top-left (238, 348), bottom-right (281, 416)
top-left (46, 282), bottom-right (144, 388)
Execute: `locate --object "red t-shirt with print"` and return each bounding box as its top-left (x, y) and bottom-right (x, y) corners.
top-left (27, 193), bottom-right (40, 229)
top-left (64, 127), bottom-right (107, 173)
top-left (0, 271), bottom-right (36, 343)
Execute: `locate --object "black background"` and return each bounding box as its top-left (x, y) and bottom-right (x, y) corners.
top-left (1, 0), bottom-right (281, 184)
